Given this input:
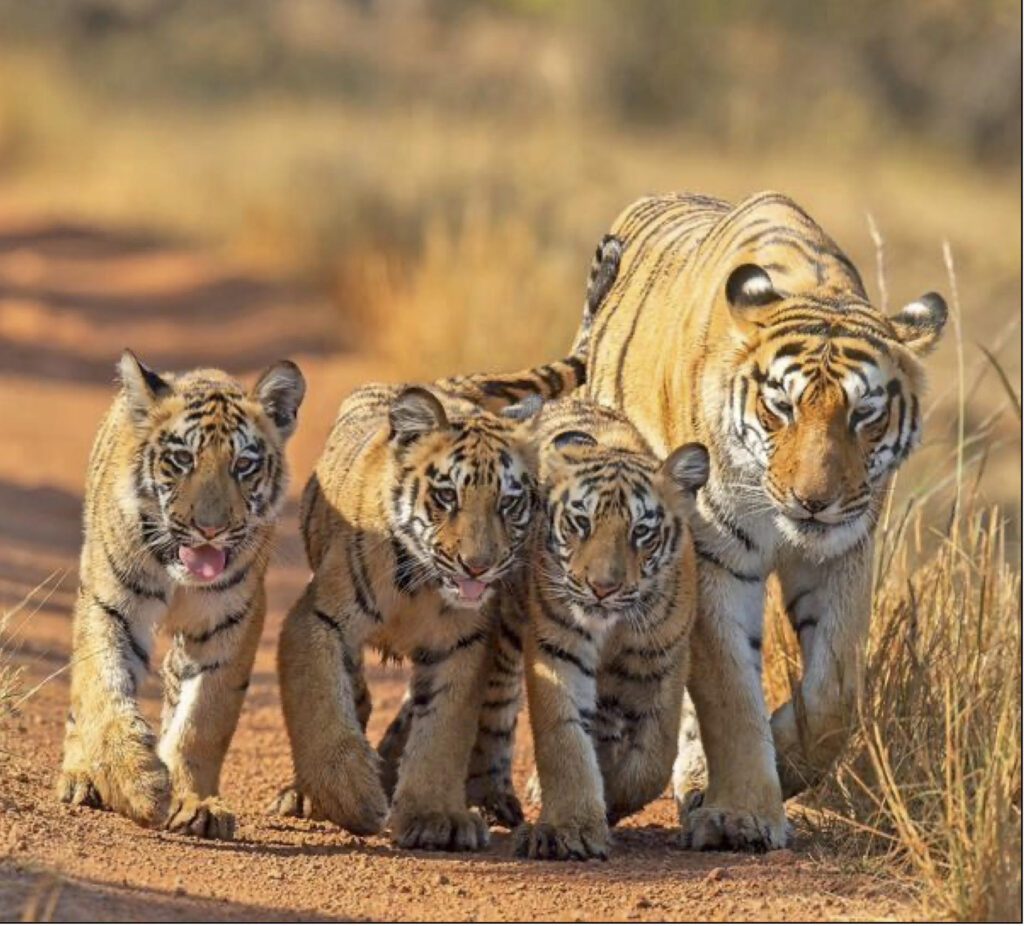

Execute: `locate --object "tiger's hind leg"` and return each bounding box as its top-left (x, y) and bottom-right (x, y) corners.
top-left (671, 690), bottom-right (706, 809)
top-left (377, 690), bottom-right (412, 801)
top-left (158, 583), bottom-right (266, 840)
top-left (465, 599), bottom-right (525, 829)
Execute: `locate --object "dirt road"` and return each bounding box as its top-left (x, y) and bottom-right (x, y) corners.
top-left (0, 217), bottom-right (916, 921)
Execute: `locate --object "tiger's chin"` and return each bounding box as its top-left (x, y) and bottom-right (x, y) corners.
top-left (776, 511), bottom-right (870, 562)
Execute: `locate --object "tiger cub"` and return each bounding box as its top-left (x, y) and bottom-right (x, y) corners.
top-left (272, 373), bottom-right (558, 851)
top-left (57, 351), bottom-right (305, 839)
top-left (512, 399), bottom-right (709, 860)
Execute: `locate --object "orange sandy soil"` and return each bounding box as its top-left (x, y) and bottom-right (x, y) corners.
top-left (0, 217), bottom-right (919, 921)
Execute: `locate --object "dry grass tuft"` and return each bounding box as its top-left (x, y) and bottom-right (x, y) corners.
top-left (0, 603), bottom-right (25, 719)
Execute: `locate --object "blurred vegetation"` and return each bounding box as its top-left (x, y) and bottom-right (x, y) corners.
top-left (0, 3), bottom-right (1018, 915)
top-left (1, 0), bottom-right (1015, 528)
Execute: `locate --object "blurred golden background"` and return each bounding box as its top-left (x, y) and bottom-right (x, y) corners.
top-left (0, 3), bottom-right (1019, 919)
top-left (0, 0), bottom-right (1018, 542)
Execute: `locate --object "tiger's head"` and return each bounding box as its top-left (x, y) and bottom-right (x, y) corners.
top-left (387, 387), bottom-right (538, 610)
top-left (118, 350), bottom-right (306, 586)
top-left (720, 263), bottom-right (947, 558)
top-left (540, 426), bottom-right (708, 631)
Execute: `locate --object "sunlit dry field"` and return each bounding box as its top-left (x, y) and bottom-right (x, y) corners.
top-left (0, 2), bottom-right (1019, 920)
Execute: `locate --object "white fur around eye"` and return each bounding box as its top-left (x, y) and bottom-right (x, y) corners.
top-left (763, 390), bottom-right (793, 420)
top-left (851, 401), bottom-right (886, 428)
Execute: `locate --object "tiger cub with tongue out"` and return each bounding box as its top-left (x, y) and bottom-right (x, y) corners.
top-left (56, 350), bottom-right (306, 839)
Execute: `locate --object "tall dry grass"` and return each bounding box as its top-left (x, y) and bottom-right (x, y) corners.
top-left (765, 499), bottom-right (1021, 920)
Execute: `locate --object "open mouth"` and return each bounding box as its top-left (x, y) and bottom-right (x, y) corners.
top-left (453, 577), bottom-right (490, 602)
top-left (178, 544), bottom-right (228, 581)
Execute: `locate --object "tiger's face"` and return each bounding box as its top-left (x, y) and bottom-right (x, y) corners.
top-left (118, 351), bottom-right (305, 586)
top-left (721, 264), bottom-right (947, 556)
top-left (388, 388), bottom-right (537, 610)
top-left (541, 431), bottom-right (708, 631)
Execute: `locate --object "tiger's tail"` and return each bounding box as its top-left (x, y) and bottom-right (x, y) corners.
top-left (570, 232), bottom-right (623, 359)
top-left (437, 233), bottom-right (622, 414)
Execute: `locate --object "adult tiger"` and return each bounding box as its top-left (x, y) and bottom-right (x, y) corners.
top-left (580, 191), bottom-right (947, 850)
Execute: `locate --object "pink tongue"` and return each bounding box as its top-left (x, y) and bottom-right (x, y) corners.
top-left (456, 578), bottom-right (488, 601)
top-left (179, 544), bottom-right (227, 580)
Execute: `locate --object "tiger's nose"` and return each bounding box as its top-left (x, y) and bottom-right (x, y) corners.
top-left (193, 518), bottom-right (228, 540)
top-left (792, 491), bottom-right (833, 515)
top-left (587, 578), bottom-right (621, 600)
top-left (459, 555), bottom-right (493, 578)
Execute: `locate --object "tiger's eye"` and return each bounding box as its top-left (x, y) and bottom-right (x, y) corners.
top-left (235, 454), bottom-right (261, 477)
top-left (433, 487), bottom-right (458, 508)
top-left (170, 449), bottom-right (193, 469)
top-left (569, 514), bottom-right (590, 538)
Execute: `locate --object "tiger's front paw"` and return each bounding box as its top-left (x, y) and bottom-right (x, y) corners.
top-left (268, 784), bottom-right (315, 819)
top-left (56, 769), bottom-right (104, 810)
top-left (678, 795), bottom-right (787, 852)
top-left (514, 819), bottom-right (610, 861)
top-left (299, 744), bottom-right (388, 836)
top-left (389, 807), bottom-right (489, 852)
top-left (166, 794), bottom-right (236, 840)
top-left (89, 741), bottom-right (171, 827)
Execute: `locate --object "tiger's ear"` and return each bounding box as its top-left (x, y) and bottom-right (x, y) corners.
top-left (888, 292), bottom-right (947, 355)
top-left (118, 349), bottom-right (172, 425)
top-left (253, 360), bottom-right (306, 440)
top-left (662, 442), bottom-right (709, 494)
top-left (551, 430), bottom-right (597, 453)
top-left (389, 387), bottom-right (448, 444)
top-left (725, 264), bottom-right (781, 324)
top-left (501, 393), bottom-right (543, 421)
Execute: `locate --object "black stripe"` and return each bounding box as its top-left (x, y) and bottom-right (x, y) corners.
top-left (538, 640), bottom-right (595, 677)
top-left (703, 491), bottom-right (756, 552)
top-left (794, 616), bottom-right (819, 635)
top-left (566, 355), bottom-right (586, 386)
top-left (93, 595), bottom-right (149, 669)
top-left (185, 598), bottom-right (252, 644)
top-left (692, 539), bottom-right (760, 583)
top-left (478, 724), bottom-right (514, 739)
top-left (102, 538), bottom-right (165, 601)
top-left (602, 661), bottom-right (671, 684)
top-left (537, 587), bottom-right (593, 642)
top-left (205, 564), bottom-right (250, 592)
top-left (179, 659), bottom-right (226, 680)
top-left (498, 617), bottom-right (522, 652)
top-left (410, 628), bottom-right (488, 667)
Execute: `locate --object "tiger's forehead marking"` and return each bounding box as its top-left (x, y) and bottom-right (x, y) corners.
top-left (425, 420), bottom-right (525, 489)
top-left (163, 382), bottom-right (261, 454)
top-left (557, 453), bottom-right (660, 519)
top-left (757, 333), bottom-right (893, 405)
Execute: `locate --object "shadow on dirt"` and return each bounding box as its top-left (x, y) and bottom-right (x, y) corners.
top-left (0, 221), bottom-right (344, 385)
top-left (0, 861), bottom-right (332, 922)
